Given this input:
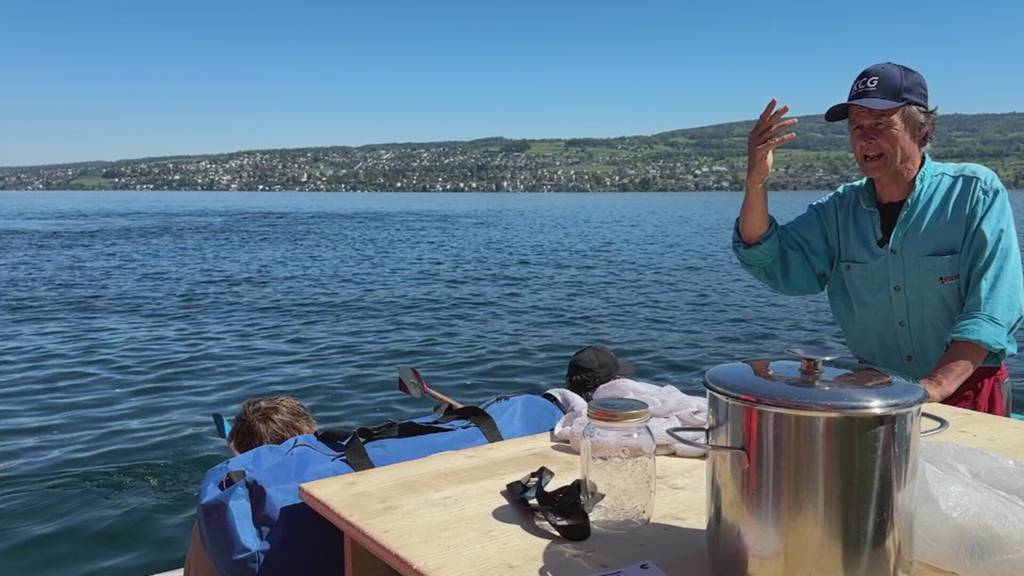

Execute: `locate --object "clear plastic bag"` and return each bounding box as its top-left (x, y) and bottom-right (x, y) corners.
top-left (915, 442), bottom-right (1024, 576)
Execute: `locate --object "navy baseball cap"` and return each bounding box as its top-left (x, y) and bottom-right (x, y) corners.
top-left (825, 62), bottom-right (928, 122)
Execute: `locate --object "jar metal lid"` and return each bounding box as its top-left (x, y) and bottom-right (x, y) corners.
top-left (587, 397), bottom-right (651, 423)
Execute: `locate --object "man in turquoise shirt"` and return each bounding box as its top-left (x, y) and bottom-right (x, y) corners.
top-left (734, 62), bottom-right (1023, 415)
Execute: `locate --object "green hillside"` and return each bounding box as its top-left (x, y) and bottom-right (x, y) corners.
top-left (3, 112), bottom-right (1022, 191)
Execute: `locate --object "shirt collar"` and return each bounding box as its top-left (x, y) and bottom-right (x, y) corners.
top-left (858, 154), bottom-right (933, 211)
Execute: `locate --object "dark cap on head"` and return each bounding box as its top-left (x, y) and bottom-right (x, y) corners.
top-left (565, 345), bottom-right (635, 399)
top-left (825, 62), bottom-right (928, 122)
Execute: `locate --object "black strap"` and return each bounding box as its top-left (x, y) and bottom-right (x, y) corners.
top-left (343, 432), bottom-right (374, 472)
top-left (341, 422), bottom-right (445, 472)
top-left (319, 418), bottom-right (448, 446)
top-left (339, 407), bottom-right (503, 472)
top-left (315, 428), bottom-right (353, 446)
top-left (506, 466), bottom-right (591, 541)
top-left (434, 406), bottom-right (503, 443)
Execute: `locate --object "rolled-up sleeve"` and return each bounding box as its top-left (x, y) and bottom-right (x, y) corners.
top-left (732, 200), bottom-right (836, 296)
top-left (948, 178), bottom-right (1024, 360)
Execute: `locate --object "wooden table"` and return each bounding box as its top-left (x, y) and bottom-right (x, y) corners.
top-left (299, 404), bottom-right (1024, 576)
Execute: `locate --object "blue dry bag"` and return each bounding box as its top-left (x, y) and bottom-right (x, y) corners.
top-left (196, 394), bottom-right (564, 576)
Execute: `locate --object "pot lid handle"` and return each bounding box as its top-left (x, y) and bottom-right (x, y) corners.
top-left (785, 347), bottom-right (843, 376)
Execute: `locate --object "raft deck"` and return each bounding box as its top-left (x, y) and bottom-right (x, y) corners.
top-left (299, 403), bottom-right (1024, 576)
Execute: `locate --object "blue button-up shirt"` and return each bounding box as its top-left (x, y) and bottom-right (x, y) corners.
top-left (733, 155), bottom-right (1024, 379)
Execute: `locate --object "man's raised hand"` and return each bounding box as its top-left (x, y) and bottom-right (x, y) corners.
top-left (746, 99), bottom-right (798, 190)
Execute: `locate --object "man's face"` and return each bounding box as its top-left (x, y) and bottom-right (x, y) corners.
top-left (847, 106), bottom-right (922, 180)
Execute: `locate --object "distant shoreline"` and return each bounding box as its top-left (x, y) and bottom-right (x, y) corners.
top-left (4, 112), bottom-right (1022, 191)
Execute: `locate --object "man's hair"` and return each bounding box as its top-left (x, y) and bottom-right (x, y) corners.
top-left (901, 105), bottom-right (939, 149)
top-left (228, 396), bottom-right (318, 454)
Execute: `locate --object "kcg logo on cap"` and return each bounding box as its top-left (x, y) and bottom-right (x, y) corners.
top-left (851, 76), bottom-right (879, 94)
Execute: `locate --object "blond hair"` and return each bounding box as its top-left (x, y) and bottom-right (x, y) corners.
top-left (228, 396), bottom-right (318, 454)
top-left (901, 105), bottom-right (938, 149)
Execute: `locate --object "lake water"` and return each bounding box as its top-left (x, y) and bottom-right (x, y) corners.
top-left (2, 190), bottom-right (1022, 575)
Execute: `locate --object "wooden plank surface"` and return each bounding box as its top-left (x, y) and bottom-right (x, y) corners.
top-left (299, 403), bottom-right (1024, 576)
top-left (920, 403), bottom-right (1024, 456)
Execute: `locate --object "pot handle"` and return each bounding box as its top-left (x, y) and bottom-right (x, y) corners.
top-left (920, 412), bottom-right (949, 438)
top-left (666, 426), bottom-right (749, 469)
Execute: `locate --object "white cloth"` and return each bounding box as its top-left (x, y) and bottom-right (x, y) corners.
top-left (546, 377), bottom-right (708, 457)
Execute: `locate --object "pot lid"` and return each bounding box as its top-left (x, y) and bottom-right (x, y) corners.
top-left (704, 347), bottom-right (928, 412)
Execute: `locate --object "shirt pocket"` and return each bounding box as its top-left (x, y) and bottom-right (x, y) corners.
top-left (838, 260), bottom-right (883, 314)
top-left (914, 253), bottom-right (962, 318)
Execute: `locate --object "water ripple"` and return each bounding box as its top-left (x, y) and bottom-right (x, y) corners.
top-left (1, 190), bottom-right (1022, 575)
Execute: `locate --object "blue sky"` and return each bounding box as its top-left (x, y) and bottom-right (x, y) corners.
top-left (2, 0), bottom-right (1021, 166)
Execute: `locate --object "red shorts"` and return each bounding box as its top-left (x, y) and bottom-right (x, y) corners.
top-left (940, 364), bottom-right (1009, 416)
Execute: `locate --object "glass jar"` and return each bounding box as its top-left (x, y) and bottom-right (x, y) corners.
top-left (580, 397), bottom-right (656, 531)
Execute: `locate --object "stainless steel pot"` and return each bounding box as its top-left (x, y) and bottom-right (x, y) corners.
top-left (667, 348), bottom-right (948, 576)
